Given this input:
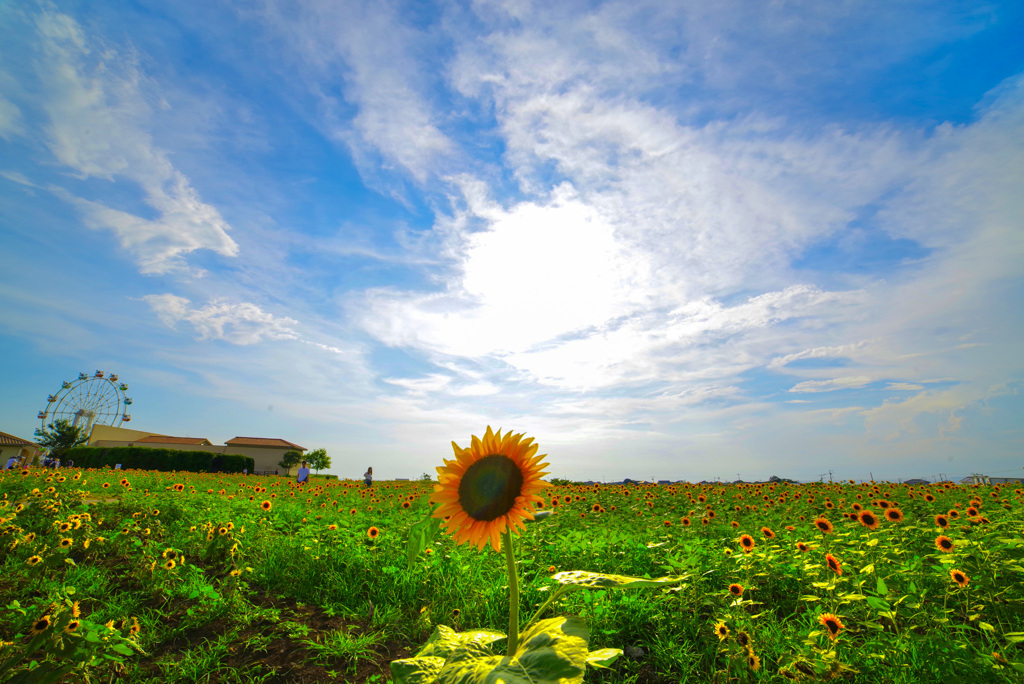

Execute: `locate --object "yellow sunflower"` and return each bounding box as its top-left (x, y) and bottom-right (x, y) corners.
top-left (432, 426), bottom-right (552, 552)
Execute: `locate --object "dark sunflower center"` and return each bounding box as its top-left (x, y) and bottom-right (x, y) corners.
top-left (457, 454), bottom-right (524, 521)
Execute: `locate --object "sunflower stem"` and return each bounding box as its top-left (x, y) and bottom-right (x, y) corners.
top-left (502, 529), bottom-right (519, 656)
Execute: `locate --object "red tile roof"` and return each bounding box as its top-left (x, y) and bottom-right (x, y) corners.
top-left (135, 436), bottom-right (213, 446)
top-left (225, 437), bottom-right (306, 450)
top-left (0, 431), bottom-right (36, 447)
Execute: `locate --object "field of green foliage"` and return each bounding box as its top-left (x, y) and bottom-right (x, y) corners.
top-left (2, 466), bottom-right (1023, 683)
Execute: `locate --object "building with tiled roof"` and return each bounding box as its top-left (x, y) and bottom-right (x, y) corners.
top-left (84, 425), bottom-right (306, 475)
top-left (135, 436), bottom-right (214, 446)
top-left (225, 437), bottom-right (306, 450)
top-left (223, 437), bottom-right (306, 474)
top-left (1, 430), bottom-right (40, 468)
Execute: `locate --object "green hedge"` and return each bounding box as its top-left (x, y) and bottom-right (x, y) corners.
top-left (63, 446), bottom-right (254, 474)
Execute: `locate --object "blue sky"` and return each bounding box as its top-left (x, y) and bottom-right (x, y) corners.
top-left (1, 0), bottom-right (1022, 483)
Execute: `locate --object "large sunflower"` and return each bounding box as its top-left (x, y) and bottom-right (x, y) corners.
top-left (433, 426), bottom-right (552, 552)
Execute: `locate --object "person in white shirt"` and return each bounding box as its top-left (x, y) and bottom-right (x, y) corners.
top-left (364, 466), bottom-right (373, 488)
top-left (297, 461), bottom-right (310, 484)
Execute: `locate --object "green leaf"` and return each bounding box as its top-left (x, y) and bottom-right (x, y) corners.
top-left (866, 596), bottom-right (890, 612)
top-left (7, 664), bottom-right (77, 684)
top-left (876, 576), bottom-right (888, 595)
top-left (409, 617), bottom-right (592, 684)
top-left (586, 648), bottom-right (622, 669)
top-left (415, 625), bottom-right (506, 659)
top-left (438, 653), bottom-right (521, 684)
top-left (406, 514), bottom-right (443, 570)
top-left (111, 643), bottom-right (135, 656)
top-left (551, 570), bottom-right (686, 591)
top-left (860, 564), bottom-right (875, 574)
top-left (513, 616), bottom-right (589, 681)
top-left (979, 622), bottom-right (995, 632)
top-left (391, 656), bottom-right (445, 684)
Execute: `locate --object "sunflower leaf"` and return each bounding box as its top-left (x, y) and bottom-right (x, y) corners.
top-left (551, 570), bottom-right (687, 591)
top-left (414, 624), bottom-right (506, 659)
top-left (390, 655), bottom-right (445, 684)
top-left (586, 648), bottom-right (623, 669)
top-left (406, 514), bottom-right (443, 570)
top-left (402, 618), bottom-right (592, 684)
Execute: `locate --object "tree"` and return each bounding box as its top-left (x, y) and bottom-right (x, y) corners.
top-left (34, 419), bottom-right (88, 457)
top-left (306, 448), bottom-right (331, 475)
top-left (279, 449), bottom-right (302, 472)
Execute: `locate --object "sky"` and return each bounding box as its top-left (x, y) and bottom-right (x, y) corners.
top-left (1, 0), bottom-right (1022, 484)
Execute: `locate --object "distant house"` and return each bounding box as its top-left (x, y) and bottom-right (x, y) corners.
top-left (960, 474), bottom-right (1024, 485)
top-left (904, 478), bottom-right (930, 486)
top-left (135, 436), bottom-right (215, 447)
top-left (86, 425), bottom-right (306, 474)
top-left (224, 437), bottom-right (307, 475)
top-left (0, 431), bottom-right (39, 467)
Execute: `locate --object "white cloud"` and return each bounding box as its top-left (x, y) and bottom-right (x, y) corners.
top-left (504, 285), bottom-right (862, 390)
top-left (885, 383), bottom-right (924, 391)
top-left (789, 376), bottom-right (873, 393)
top-left (382, 374), bottom-right (500, 397)
top-left (0, 170), bottom-right (36, 187)
top-left (0, 93), bottom-right (24, 139)
top-left (30, 9), bottom-right (238, 275)
top-left (355, 186), bottom-right (650, 357)
top-left (142, 294), bottom-right (299, 345)
top-left (250, 0), bottom-right (452, 183)
top-left (382, 374), bottom-right (452, 394)
top-left (861, 388), bottom-right (968, 441)
top-left (767, 341), bottom-right (875, 369)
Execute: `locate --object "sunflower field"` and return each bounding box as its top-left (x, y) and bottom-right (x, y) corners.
top-left (2, 459), bottom-right (1023, 683)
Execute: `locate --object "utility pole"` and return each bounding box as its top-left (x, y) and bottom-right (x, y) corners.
top-left (828, 470), bottom-right (833, 482)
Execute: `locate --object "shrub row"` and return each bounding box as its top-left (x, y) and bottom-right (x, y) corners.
top-left (63, 446), bottom-right (254, 474)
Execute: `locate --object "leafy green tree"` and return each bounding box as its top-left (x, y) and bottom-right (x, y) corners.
top-left (279, 449), bottom-right (302, 471)
top-left (306, 448), bottom-right (331, 475)
top-left (34, 419), bottom-right (88, 457)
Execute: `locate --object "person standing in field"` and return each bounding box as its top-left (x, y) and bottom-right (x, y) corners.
top-left (4, 455), bottom-right (16, 470)
top-left (297, 461), bottom-right (310, 484)
top-left (364, 466), bottom-right (373, 488)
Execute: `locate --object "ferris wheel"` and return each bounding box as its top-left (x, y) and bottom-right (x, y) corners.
top-left (38, 371), bottom-right (133, 435)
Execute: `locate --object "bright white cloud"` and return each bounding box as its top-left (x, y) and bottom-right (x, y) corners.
top-left (789, 376), bottom-right (873, 393)
top-left (355, 186), bottom-right (650, 357)
top-left (505, 285), bottom-right (863, 390)
top-left (143, 294), bottom-right (299, 345)
top-left (31, 9), bottom-right (238, 275)
top-left (767, 341), bottom-right (875, 369)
